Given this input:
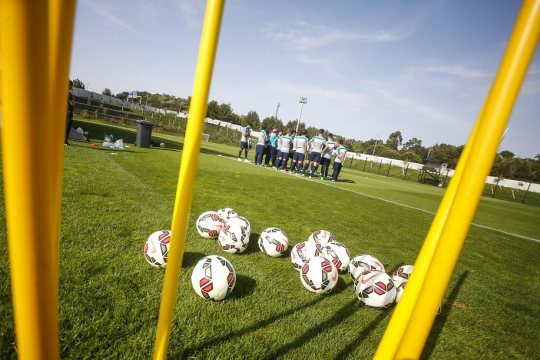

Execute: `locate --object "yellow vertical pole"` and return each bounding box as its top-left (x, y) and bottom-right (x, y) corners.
top-left (0, 0), bottom-right (67, 358)
top-left (152, 1), bottom-right (225, 359)
top-left (49, 0), bottom-right (78, 290)
top-left (374, 1), bottom-right (540, 359)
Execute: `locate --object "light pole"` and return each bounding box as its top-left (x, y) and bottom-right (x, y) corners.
top-left (275, 102), bottom-right (280, 120)
top-left (296, 97), bottom-right (307, 132)
top-left (372, 134), bottom-right (380, 156)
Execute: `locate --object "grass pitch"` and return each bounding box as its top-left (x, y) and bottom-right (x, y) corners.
top-left (1, 121), bottom-right (539, 359)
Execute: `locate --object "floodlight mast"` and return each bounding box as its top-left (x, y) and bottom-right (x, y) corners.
top-left (296, 97), bottom-right (307, 132)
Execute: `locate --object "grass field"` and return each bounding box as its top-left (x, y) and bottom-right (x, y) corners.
top-left (1, 121), bottom-right (539, 359)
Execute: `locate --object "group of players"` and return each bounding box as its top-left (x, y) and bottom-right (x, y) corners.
top-left (237, 123), bottom-right (348, 181)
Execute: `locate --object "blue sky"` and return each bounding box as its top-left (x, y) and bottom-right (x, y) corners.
top-left (71, 0), bottom-right (540, 157)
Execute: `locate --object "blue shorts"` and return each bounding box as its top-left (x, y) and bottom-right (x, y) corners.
top-left (276, 150), bottom-right (282, 158)
top-left (293, 152), bottom-right (305, 162)
top-left (240, 141), bottom-right (248, 150)
top-left (309, 152), bottom-right (322, 163)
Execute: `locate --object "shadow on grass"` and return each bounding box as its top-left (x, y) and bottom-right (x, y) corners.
top-left (421, 271), bottom-right (469, 359)
top-left (181, 252), bottom-right (207, 268)
top-left (180, 296), bottom-right (328, 357)
top-left (336, 178), bottom-right (355, 184)
top-left (243, 233), bottom-right (261, 254)
top-left (262, 298), bottom-right (362, 359)
top-left (333, 311), bottom-right (388, 359)
top-left (229, 274), bottom-right (256, 300)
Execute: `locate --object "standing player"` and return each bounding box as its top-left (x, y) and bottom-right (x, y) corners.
top-left (264, 127), bottom-right (278, 167)
top-left (254, 125), bottom-right (268, 166)
top-left (274, 130), bottom-right (283, 169)
top-left (238, 123), bottom-right (252, 162)
top-left (276, 129), bottom-right (293, 171)
top-left (331, 139), bottom-right (347, 182)
top-left (290, 129), bottom-right (309, 175)
top-left (307, 129), bottom-right (327, 176)
top-left (320, 133), bottom-right (335, 179)
top-left (289, 130), bottom-right (296, 168)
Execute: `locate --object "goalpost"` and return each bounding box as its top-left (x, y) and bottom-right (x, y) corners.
top-left (0, 1), bottom-right (538, 360)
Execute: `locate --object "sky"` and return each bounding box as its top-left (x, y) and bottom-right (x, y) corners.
top-left (71, 0), bottom-right (540, 157)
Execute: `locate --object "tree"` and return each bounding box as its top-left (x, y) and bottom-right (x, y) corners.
top-left (261, 116), bottom-right (284, 130)
top-left (429, 143), bottom-right (460, 168)
top-left (401, 151), bottom-right (423, 163)
top-left (72, 78), bottom-right (85, 89)
top-left (386, 131), bottom-right (403, 150)
top-left (102, 88), bottom-right (112, 96)
top-left (500, 150), bottom-right (515, 159)
top-left (245, 111), bottom-right (260, 128)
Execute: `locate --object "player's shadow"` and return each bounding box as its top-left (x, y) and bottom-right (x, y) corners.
top-left (335, 178), bottom-right (355, 183)
top-left (421, 271), bottom-right (469, 359)
top-left (181, 252), bottom-right (206, 268)
top-left (229, 274), bottom-right (256, 300)
top-left (262, 298), bottom-right (367, 359)
top-left (179, 296), bottom-right (328, 358)
top-left (333, 311), bottom-right (388, 359)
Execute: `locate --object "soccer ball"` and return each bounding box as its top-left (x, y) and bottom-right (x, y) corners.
top-left (258, 227), bottom-right (289, 257)
top-left (218, 217), bottom-right (251, 253)
top-left (395, 282), bottom-right (406, 303)
top-left (191, 255), bottom-right (236, 301)
top-left (300, 256), bottom-right (339, 294)
top-left (217, 207), bottom-right (238, 222)
top-left (291, 241), bottom-right (321, 271)
top-left (236, 216), bottom-right (251, 230)
top-left (354, 270), bottom-right (396, 308)
top-left (392, 265), bottom-right (414, 288)
top-left (307, 230), bottom-right (335, 244)
top-left (143, 230), bottom-right (171, 268)
top-left (348, 254), bottom-right (385, 280)
top-left (321, 242), bottom-right (350, 272)
top-left (196, 211), bottom-right (225, 238)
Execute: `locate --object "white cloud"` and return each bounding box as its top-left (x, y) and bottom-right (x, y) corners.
top-left (175, 0), bottom-right (204, 29)
top-left (263, 21), bottom-right (411, 50)
top-left (271, 80), bottom-right (366, 105)
top-left (81, 0), bottom-right (136, 33)
top-left (426, 65), bottom-right (492, 79)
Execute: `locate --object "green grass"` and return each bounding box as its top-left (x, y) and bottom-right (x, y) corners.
top-left (1, 122), bottom-right (539, 359)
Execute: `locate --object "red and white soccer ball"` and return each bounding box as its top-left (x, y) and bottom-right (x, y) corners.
top-left (396, 282), bottom-right (406, 303)
top-left (191, 255), bottom-right (236, 301)
top-left (196, 211), bottom-right (225, 238)
top-left (308, 230), bottom-right (336, 245)
top-left (217, 207), bottom-right (238, 222)
top-left (143, 230), bottom-right (171, 268)
top-left (392, 265), bottom-right (414, 288)
top-left (348, 254), bottom-right (385, 280)
top-left (300, 256), bottom-right (339, 294)
top-left (354, 270), bottom-right (396, 308)
top-left (258, 227), bottom-right (289, 257)
top-left (218, 217), bottom-right (251, 254)
top-left (291, 241), bottom-right (321, 271)
top-left (321, 242), bottom-right (350, 272)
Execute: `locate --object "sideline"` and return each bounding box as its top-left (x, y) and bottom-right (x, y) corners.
top-left (219, 155), bottom-right (540, 244)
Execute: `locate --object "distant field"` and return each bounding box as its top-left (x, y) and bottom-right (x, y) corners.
top-left (0, 121), bottom-right (538, 359)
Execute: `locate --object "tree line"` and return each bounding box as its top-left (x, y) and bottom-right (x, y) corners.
top-left (72, 79), bottom-right (540, 182)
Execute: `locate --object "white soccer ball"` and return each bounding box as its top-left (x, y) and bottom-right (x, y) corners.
top-left (143, 230), bottom-right (171, 268)
top-left (321, 242), bottom-right (350, 272)
top-left (218, 217), bottom-right (251, 254)
top-left (258, 227), bottom-right (289, 257)
top-left (191, 255), bottom-right (236, 301)
top-left (300, 256), bottom-right (339, 294)
top-left (348, 254), bottom-right (385, 280)
top-left (392, 265), bottom-right (414, 288)
top-left (236, 216), bottom-right (251, 230)
top-left (307, 230), bottom-right (336, 244)
top-left (196, 211), bottom-right (225, 238)
top-left (291, 241), bottom-right (321, 271)
top-left (354, 270), bottom-right (396, 308)
top-left (217, 207), bottom-right (238, 222)
top-left (396, 282), bottom-right (406, 303)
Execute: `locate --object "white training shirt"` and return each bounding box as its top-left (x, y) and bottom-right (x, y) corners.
top-left (309, 135), bottom-right (326, 153)
top-left (294, 136), bottom-right (309, 154)
top-left (332, 145), bottom-right (347, 163)
top-left (257, 130), bottom-right (267, 145)
top-left (240, 127), bottom-right (251, 143)
top-left (279, 136), bottom-right (292, 153)
top-left (323, 140), bottom-right (336, 159)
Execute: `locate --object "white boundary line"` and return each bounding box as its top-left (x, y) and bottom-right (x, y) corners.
top-left (218, 155), bottom-right (540, 244)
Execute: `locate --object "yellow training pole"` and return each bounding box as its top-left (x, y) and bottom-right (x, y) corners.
top-left (152, 1), bottom-right (225, 359)
top-left (49, 0), bottom-right (77, 290)
top-left (1, 0), bottom-right (62, 358)
top-left (375, 1), bottom-right (540, 359)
